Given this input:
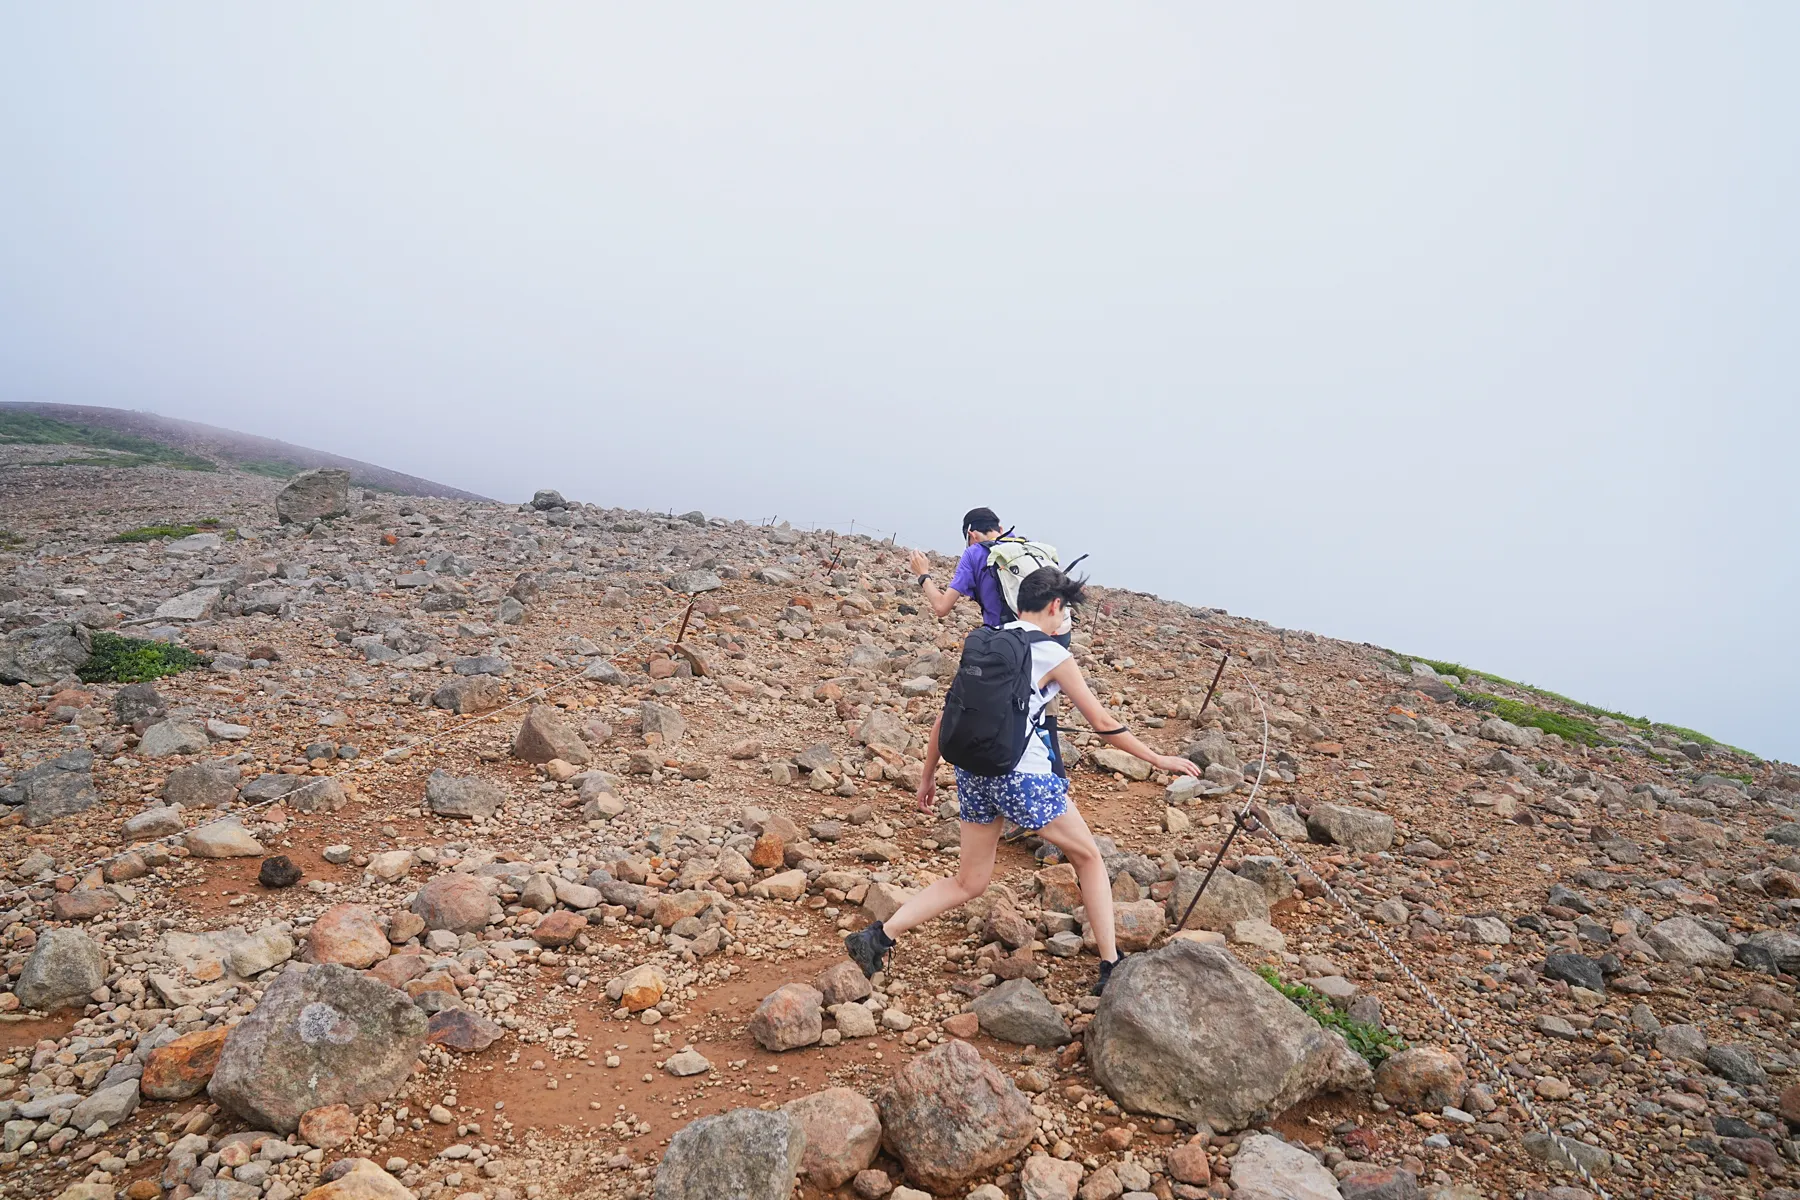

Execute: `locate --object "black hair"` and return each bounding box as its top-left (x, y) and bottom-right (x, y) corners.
top-left (1017, 565), bottom-right (1087, 615)
top-left (960, 507), bottom-right (1001, 537)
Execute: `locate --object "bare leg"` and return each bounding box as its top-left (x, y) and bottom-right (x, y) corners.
top-left (1034, 801), bottom-right (1116, 962)
top-left (881, 820), bottom-right (1003, 939)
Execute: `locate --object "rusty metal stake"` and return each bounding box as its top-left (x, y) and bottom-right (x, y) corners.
top-left (672, 593), bottom-right (703, 647)
top-left (1193, 651), bottom-right (1230, 722)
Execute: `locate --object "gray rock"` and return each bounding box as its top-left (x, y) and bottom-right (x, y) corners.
top-left (275, 469), bottom-right (351, 524)
top-left (1478, 717), bottom-right (1540, 750)
top-left (15, 928), bottom-right (107, 1010)
top-left (185, 819), bottom-right (264, 857)
top-left (0, 622), bottom-right (92, 685)
top-left (1086, 939), bottom-right (1371, 1132)
top-left (512, 703), bottom-right (590, 763)
top-left (1306, 803), bottom-right (1395, 853)
top-left (639, 701), bottom-right (687, 747)
top-left (1229, 1133), bottom-right (1343, 1200)
top-left (139, 719), bottom-right (210, 758)
top-left (1654, 1024), bottom-right (1708, 1062)
top-left (581, 658), bottom-right (627, 684)
top-left (5, 750), bottom-right (100, 827)
top-left (1521, 1131), bottom-right (1611, 1176)
top-left (531, 489), bottom-right (566, 510)
top-left (1182, 730), bottom-right (1242, 773)
top-left (208, 962), bottom-right (427, 1133)
top-left (1645, 916), bottom-right (1733, 968)
top-left (653, 1107), bottom-right (805, 1200)
top-left (667, 571), bottom-right (723, 595)
top-left (1705, 1044), bottom-right (1767, 1085)
top-left (123, 805), bottom-right (186, 842)
top-left (162, 760), bottom-right (241, 808)
top-left (153, 586), bottom-right (221, 621)
top-left (1235, 856), bottom-right (1297, 903)
top-left (433, 674), bottom-right (505, 714)
top-left (424, 770), bottom-right (504, 820)
top-left (970, 978), bottom-right (1071, 1046)
top-left (70, 1079), bottom-right (139, 1130)
top-left (239, 773), bottom-right (310, 804)
top-left (1167, 867), bottom-right (1271, 931)
top-left (113, 682), bottom-right (167, 723)
top-left (1743, 929), bottom-right (1800, 974)
top-left (1542, 953), bottom-right (1605, 993)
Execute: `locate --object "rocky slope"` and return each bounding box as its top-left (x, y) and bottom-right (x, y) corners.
top-left (0, 404), bottom-right (486, 500)
top-left (0, 458), bottom-right (1796, 1200)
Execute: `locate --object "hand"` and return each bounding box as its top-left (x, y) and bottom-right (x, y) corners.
top-left (916, 774), bottom-right (937, 813)
top-left (907, 550), bottom-right (930, 577)
top-left (1156, 754), bottom-right (1202, 778)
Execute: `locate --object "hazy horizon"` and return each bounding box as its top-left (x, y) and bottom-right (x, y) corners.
top-left (1, 7), bottom-right (1794, 761)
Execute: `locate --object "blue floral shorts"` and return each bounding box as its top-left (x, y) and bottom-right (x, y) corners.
top-left (953, 768), bottom-right (1069, 831)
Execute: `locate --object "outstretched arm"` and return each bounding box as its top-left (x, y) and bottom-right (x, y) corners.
top-left (1046, 658), bottom-right (1201, 777)
top-left (908, 550), bottom-right (962, 618)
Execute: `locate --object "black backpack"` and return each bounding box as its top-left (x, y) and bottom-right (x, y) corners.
top-left (939, 626), bottom-right (1052, 776)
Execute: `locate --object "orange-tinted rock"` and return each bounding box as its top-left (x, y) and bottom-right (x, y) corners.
top-left (141, 1026), bottom-right (229, 1099)
top-left (427, 1008), bottom-right (505, 1053)
top-left (749, 833), bottom-right (786, 870)
top-left (1168, 1141), bottom-right (1211, 1185)
top-left (305, 904), bottom-right (391, 969)
top-left (532, 910), bottom-right (585, 947)
top-left (299, 1103), bottom-right (356, 1149)
top-left (367, 953), bottom-right (430, 989)
top-left (942, 1013), bottom-right (979, 1039)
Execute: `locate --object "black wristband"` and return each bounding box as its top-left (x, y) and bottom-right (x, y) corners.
top-left (916, 573), bottom-right (931, 587)
top-left (1094, 726), bottom-right (1128, 736)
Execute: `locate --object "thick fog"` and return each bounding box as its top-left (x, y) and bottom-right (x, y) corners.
top-left (1, 6), bottom-right (1794, 760)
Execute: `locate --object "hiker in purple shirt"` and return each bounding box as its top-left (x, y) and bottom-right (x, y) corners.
top-left (908, 507), bottom-right (1009, 627)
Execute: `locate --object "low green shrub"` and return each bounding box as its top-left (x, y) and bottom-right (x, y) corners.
top-left (78, 632), bottom-right (208, 683)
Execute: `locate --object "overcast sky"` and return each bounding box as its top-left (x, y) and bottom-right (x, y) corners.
top-left (2, 6), bottom-right (1795, 762)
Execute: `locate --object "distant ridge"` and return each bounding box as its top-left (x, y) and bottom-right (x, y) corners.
top-left (0, 402), bottom-right (490, 501)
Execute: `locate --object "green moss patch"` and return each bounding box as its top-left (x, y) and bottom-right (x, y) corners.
top-left (1256, 966), bottom-right (1405, 1066)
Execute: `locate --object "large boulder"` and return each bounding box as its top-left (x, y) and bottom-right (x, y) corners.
top-left (0, 622), bottom-right (92, 686)
top-left (275, 469), bottom-right (351, 524)
top-left (653, 1107), bottom-right (806, 1200)
top-left (411, 873), bottom-right (496, 933)
top-left (1, 749), bottom-right (100, 828)
top-left (512, 704), bottom-right (590, 764)
top-left (876, 1039), bottom-right (1037, 1192)
top-left (423, 770), bottom-right (504, 820)
top-left (1306, 803), bottom-right (1395, 853)
top-left (209, 963), bottom-right (426, 1133)
top-left (971, 978), bottom-right (1070, 1046)
top-left (1086, 939), bottom-right (1371, 1132)
top-left (15, 928), bottom-right (107, 1010)
top-left (1167, 867), bottom-right (1270, 931)
top-left (1229, 1133), bottom-right (1343, 1200)
top-left (783, 1088), bottom-right (882, 1189)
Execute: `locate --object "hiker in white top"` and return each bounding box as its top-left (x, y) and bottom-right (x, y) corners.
top-left (845, 567), bottom-right (1202, 995)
